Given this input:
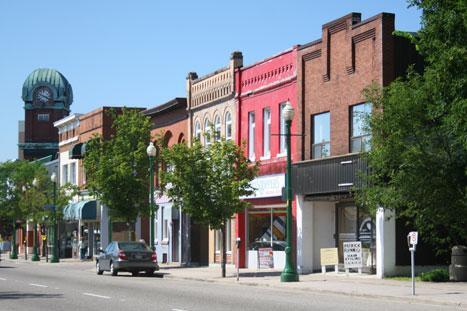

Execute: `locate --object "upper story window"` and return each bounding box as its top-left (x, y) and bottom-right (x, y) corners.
top-left (351, 102), bottom-right (372, 153)
top-left (70, 162), bottom-right (77, 185)
top-left (214, 114), bottom-right (221, 141)
top-left (225, 111), bottom-right (232, 141)
top-left (263, 108), bottom-right (271, 158)
top-left (37, 114), bottom-right (49, 122)
top-left (248, 112), bottom-right (255, 161)
top-left (279, 103), bottom-right (287, 154)
top-left (312, 112), bottom-right (331, 159)
top-left (204, 118), bottom-right (211, 146)
top-left (194, 121), bottom-right (201, 141)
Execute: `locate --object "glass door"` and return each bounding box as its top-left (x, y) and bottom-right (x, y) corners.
top-left (336, 203), bottom-right (357, 263)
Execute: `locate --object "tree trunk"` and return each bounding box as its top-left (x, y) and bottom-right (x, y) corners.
top-left (221, 221), bottom-right (227, 278)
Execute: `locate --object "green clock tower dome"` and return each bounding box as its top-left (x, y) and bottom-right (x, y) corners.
top-left (18, 68), bottom-right (73, 160)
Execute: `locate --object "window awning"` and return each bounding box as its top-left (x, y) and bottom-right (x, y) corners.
top-left (69, 142), bottom-right (86, 159)
top-left (63, 200), bottom-right (97, 221)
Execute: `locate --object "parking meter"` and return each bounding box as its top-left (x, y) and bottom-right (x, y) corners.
top-left (236, 237), bottom-right (241, 281)
top-left (407, 231), bottom-right (418, 296)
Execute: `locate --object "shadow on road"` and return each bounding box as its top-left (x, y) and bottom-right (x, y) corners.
top-left (0, 266), bottom-right (15, 269)
top-left (234, 271), bottom-right (282, 278)
top-left (0, 292), bottom-right (63, 300)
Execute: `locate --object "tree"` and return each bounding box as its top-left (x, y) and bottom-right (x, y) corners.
top-left (162, 136), bottom-right (258, 277)
top-left (83, 108), bottom-right (152, 238)
top-left (357, 0), bottom-right (467, 261)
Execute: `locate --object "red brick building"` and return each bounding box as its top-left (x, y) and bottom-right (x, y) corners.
top-left (292, 13), bottom-right (421, 276)
top-left (144, 98), bottom-right (188, 264)
top-left (235, 47), bottom-right (298, 268)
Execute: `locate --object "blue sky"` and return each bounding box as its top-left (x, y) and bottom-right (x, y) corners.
top-left (0, 1), bottom-right (421, 161)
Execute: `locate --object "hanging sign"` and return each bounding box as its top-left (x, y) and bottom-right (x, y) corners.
top-left (343, 241), bottom-right (362, 269)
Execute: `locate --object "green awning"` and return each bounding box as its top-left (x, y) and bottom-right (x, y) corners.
top-left (63, 200), bottom-right (97, 221)
top-left (69, 142), bottom-right (85, 159)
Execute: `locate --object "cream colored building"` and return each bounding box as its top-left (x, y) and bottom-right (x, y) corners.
top-left (186, 51), bottom-right (243, 266)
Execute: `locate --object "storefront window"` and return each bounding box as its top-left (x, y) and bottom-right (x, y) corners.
top-left (248, 209), bottom-right (286, 251)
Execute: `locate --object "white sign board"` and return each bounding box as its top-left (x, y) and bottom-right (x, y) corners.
top-left (343, 241), bottom-right (362, 269)
top-left (241, 174), bottom-right (285, 199)
top-left (258, 248), bottom-right (274, 268)
top-left (408, 231), bottom-right (418, 245)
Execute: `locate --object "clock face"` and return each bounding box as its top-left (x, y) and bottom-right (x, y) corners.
top-left (34, 87), bottom-right (52, 104)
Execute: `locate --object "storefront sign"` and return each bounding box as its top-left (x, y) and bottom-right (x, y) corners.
top-left (343, 241), bottom-right (362, 269)
top-left (320, 248), bottom-right (338, 266)
top-left (258, 247), bottom-right (274, 268)
top-left (242, 174), bottom-right (285, 199)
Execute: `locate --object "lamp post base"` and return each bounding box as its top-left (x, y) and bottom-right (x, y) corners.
top-left (31, 254), bottom-right (40, 261)
top-left (10, 253), bottom-right (18, 260)
top-left (50, 256), bottom-right (59, 263)
top-left (280, 270), bottom-right (299, 282)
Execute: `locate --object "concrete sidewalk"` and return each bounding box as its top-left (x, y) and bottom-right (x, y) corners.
top-left (2, 255), bottom-right (466, 309)
top-left (159, 265), bottom-right (467, 309)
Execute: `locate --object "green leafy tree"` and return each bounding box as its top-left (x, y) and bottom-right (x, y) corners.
top-left (357, 0), bottom-right (467, 260)
top-left (162, 136), bottom-right (258, 277)
top-left (83, 108), bottom-right (152, 237)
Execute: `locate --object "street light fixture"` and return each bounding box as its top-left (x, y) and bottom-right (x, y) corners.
top-left (280, 101), bottom-right (299, 282)
top-left (146, 142), bottom-right (157, 251)
top-left (31, 178), bottom-right (40, 262)
top-left (50, 172), bottom-right (59, 263)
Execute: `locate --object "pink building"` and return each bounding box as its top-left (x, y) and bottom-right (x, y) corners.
top-left (235, 47), bottom-right (299, 268)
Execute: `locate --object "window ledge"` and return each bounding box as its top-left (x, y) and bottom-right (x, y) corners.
top-left (276, 152), bottom-right (287, 158)
top-left (259, 155), bottom-right (270, 161)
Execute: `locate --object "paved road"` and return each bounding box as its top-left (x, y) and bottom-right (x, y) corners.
top-left (0, 261), bottom-right (455, 311)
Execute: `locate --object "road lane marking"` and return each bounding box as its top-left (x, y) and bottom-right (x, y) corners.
top-left (83, 292), bottom-right (111, 299)
top-left (172, 309), bottom-right (189, 311)
top-left (29, 283), bottom-right (48, 288)
top-left (0, 277), bottom-right (6, 281)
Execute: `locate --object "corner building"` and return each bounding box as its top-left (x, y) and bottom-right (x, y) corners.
top-left (236, 47), bottom-right (299, 269)
top-left (292, 13), bottom-right (422, 275)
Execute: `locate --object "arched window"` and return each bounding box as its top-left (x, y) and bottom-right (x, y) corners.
top-left (195, 121), bottom-right (201, 141)
top-left (204, 118), bottom-right (211, 146)
top-left (214, 114), bottom-right (221, 141)
top-left (225, 111), bottom-right (232, 141)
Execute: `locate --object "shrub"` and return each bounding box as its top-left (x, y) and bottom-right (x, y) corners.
top-left (420, 268), bottom-right (449, 282)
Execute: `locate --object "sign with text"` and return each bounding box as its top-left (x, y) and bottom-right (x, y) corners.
top-left (258, 247), bottom-right (274, 269)
top-left (408, 231), bottom-right (418, 245)
top-left (343, 241), bottom-right (362, 269)
top-left (241, 174), bottom-right (285, 199)
top-left (320, 248), bottom-right (339, 266)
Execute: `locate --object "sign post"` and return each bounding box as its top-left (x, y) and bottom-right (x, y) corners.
top-left (236, 237), bottom-right (241, 281)
top-left (407, 231), bottom-right (418, 296)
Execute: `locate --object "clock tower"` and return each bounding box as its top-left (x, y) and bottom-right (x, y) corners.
top-left (19, 68), bottom-right (73, 160)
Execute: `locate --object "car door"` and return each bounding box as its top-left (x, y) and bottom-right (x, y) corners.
top-left (102, 243), bottom-right (114, 270)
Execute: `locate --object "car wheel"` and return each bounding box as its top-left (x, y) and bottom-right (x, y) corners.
top-left (145, 269), bottom-right (154, 276)
top-left (132, 271), bottom-right (139, 277)
top-left (96, 261), bottom-right (104, 275)
top-left (110, 262), bottom-right (118, 276)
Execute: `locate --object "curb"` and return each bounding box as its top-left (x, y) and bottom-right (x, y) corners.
top-left (162, 273), bottom-right (467, 309)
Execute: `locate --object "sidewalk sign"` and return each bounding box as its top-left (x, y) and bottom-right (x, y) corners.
top-left (407, 231), bottom-right (418, 296)
top-left (343, 241), bottom-right (363, 274)
top-left (258, 247), bottom-right (273, 269)
top-left (320, 248), bottom-right (339, 274)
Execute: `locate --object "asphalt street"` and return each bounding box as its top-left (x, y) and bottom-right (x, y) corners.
top-left (0, 261), bottom-right (457, 311)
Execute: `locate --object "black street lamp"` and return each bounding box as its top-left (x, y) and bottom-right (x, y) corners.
top-left (147, 142), bottom-right (157, 251)
top-left (50, 172), bottom-right (59, 263)
top-left (280, 101), bottom-right (299, 282)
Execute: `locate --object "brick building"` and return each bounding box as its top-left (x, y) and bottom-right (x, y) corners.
top-left (19, 68), bottom-right (72, 160)
top-left (144, 98), bottom-right (188, 264)
top-left (291, 13), bottom-right (421, 276)
top-left (236, 47), bottom-right (299, 268)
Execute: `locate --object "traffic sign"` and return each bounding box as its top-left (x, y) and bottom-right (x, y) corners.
top-left (408, 231), bottom-right (418, 245)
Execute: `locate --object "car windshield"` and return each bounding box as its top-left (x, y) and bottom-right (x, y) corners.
top-left (118, 242), bottom-right (148, 251)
